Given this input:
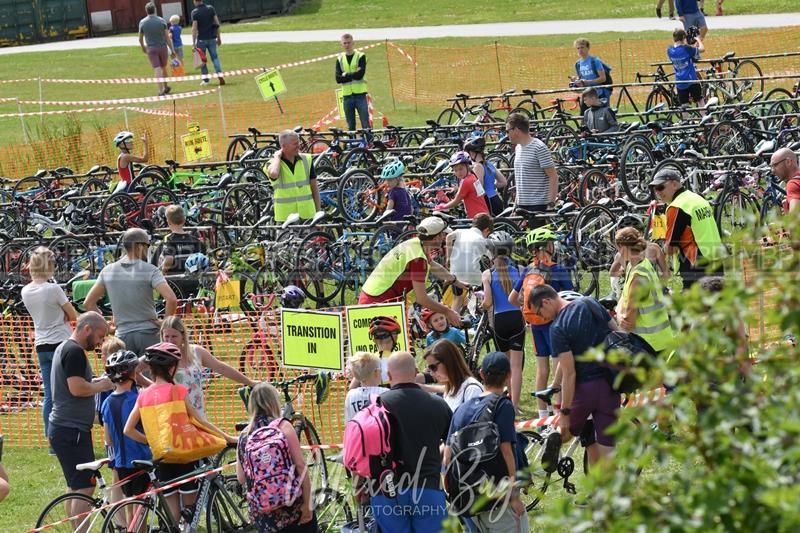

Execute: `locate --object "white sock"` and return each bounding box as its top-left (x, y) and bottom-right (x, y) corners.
top-left (538, 409), bottom-right (550, 419)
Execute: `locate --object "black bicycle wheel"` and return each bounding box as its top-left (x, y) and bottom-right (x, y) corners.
top-left (79, 177), bottom-right (109, 196)
top-left (466, 315), bottom-right (494, 376)
top-left (369, 224), bottom-right (403, 267)
top-left (645, 88), bottom-right (674, 122)
top-left (337, 170), bottom-right (380, 223)
top-left (226, 135), bottom-right (253, 161)
top-left (544, 124), bottom-right (579, 165)
top-left (314, 488), bottom-right (354, 533)
top-left (295, 231), bottom-right (343, 305)
top-left (707, 120), bottom-right (753, 156)
top-left (206, 482), bottom-right (253, 533)
top-left (619, 139), bottom-right (656, 204)
top-left (714, 189), bottom-right (760, 239)
top-left (578, 168), bottom-right (611, 206)
top-left (36, 491), bottom-right (107, 532)
top-left (221, 185), bottom-right (259, 247)
top-left (102, 499), bottom-right (171, 532)
top-left (572, 203), bottom-right (617, 272)
top-left (129, 170), bottom-right (168, 191)
top-left (400, 129), bottom-right (428, 147)
top-left (100, 192), bottom-right (140, 232)
top-left (518, 430), bottom-right (551, 511)
top-left (139, 187), bottom-right (179, 229)
top-left (294, 416), bottom-right (329, 493)
top-left (437, 107), bottom-right (461, 126)
top-left (732, 59), bottom-right (764, 103)
top-left (341, 147), bottom-right (377, 172)
top-left (48, 236), bottom-right (94, 282)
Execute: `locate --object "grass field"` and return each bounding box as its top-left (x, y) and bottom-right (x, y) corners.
top-left (227, 0), bottom-right (798, 32)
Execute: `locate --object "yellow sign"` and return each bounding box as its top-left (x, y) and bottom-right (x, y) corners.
top-left (281, 309), bottom-right (344, 371)
top-left (650, 213), bottom-right (667, 241)
top-left (187, 121), bottom-right (200, 133)
top-left (345, 303), bottom-right (408, 356)
top-left (335, 88), bottom-right (345, 119)
top-left (255, 69), bottom-right (287, 100)
top-left (215, 279), bottom-right (240, 309)
top-left (181, 129), bottom-right (211, 162)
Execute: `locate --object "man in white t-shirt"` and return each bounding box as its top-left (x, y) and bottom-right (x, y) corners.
top-left (446, 213), bottom-right (494, 312)
top-left (344, 352), bottom-right (389, 422)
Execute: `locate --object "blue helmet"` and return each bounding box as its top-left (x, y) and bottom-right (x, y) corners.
top-left (381, 159), bottom-right (405, 180)
top-left (185, 253), bottom-right (210, 273)
top-left (281, 285), bottom-right (306, 309)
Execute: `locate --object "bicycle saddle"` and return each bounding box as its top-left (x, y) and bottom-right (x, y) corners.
top-left (165, 159), bottom-right (178, 166)
top-left (531, 387), bottom-right (561, 403)
top-left (309, 210), bottom-right (328, 226)
top-left (329, 127), bottom-right (344, 135)
top-left (455, 93), bottom-right (470, 99)
top-left (60, 188), bottom-right (80, 200)
top-left (501, 88), bottom-right (516, 97)
top-left (722, 51), bottom-right (736, 61)
top-left (87, 164), bottom-right (101, 174)
top-left (76, 458), bottom-right (110, 472)
top-left (646, 122), bottom-right (663, 132)
top-left (375, 209), bottom-right (396, 224)
top-left (426, 119), bottom-right (440, 128)
top-left (387, 125), bottom-right (402, 130)
top-left (521, 89), bottom-right (537, 96)
top-left (599, 296), bottom-right (618, 311)
top-left (132, 460), bottom-right (157, 471)
top-left (747, 91), bottom-right (763, 104)
top-left (217, 173), bottom-right (233, 188)
top-left (293, 125), bottom-right (304, 133)
top-left (557, 202), bottom-right (578, 216)
top-left (698, 114), bottom-right (715, 127)
top-left (248, 127), bottom-right (262, 135)
top-left (683, 149), bottom-right (704, 159)
top-left (281, 213), bottom-right (301, 228)
top-left (704, 97), bottom-right (719, 109)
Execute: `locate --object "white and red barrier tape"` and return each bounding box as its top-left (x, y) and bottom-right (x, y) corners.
top-left (0, 105), bottom-right (190, 119)
top-left (35, 43), bottom-right (383, 85)
top-left (311, 105), bottom-right (341, 131)
top-left (387, 41), bottom-right (417, 66)
top-left (17, 88), bottom-right (217, 107)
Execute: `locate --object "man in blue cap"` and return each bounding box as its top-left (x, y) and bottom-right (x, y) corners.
top-left (444, 352), bottom-right (529, 532)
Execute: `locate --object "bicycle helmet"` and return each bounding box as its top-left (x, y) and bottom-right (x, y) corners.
top-left (616, 214), bottom-right (645, 232)
top-left (369, 316), bottom-right (402, 338)
top-left (559, 290), bottom-right (584, 302)
top-left (185, 252), bottom-right (210, 273)
top-left (281, 285), bottom-right (306, 309)
top-left (449, 151), bottom-right (472, 167)
top-left (525, 227), bottom-right (557, 249)
top-left (142, 342), bottom-right (182, 366)
top-left (420, 308), bottom-right (436, 324)
top-left (113, 131), bottom-right (134, 147)
top-left (486, 230), bottom-right (514, 257)
top-left (315, 372), bottom-right (331, 405)
top-left (464, 136), bottom-right (486, 153)
top-left (105, 350), bottom-right (140, 382)
top-left (380, 159), bottom-right (405, 180)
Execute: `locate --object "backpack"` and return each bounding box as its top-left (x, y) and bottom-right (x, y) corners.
top-left (343, 396), bottom-right (397, 487)
top-left (521, 262), bottom-right (553, 326)
top-left (586, 298), bottom-right (657, 394)
top-left (446, 394), bottom-right (510, 516)
top-left (576, 56), bottom-right (613, 88)
top-left (242, 418), bottom-right (302, 517)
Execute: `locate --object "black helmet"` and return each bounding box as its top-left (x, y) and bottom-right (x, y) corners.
top-left (464, 136), bottom-right (486, 153)
top-left (105, 350), bottom-right (139, 382)
top-left (616, 214), bottom-right (645, 232)
top-left (486, 230), bottom-right (514, 257)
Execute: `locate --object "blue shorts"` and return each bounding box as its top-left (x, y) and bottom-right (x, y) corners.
top-left (532, 324), bottom-right (552, 357)
top-left (682, 11), bottom-right (707, 30)
top-left (372, 487), bottom-right (447, 533)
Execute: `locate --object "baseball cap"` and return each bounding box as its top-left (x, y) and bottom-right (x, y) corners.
top-left (649, 168), bottom-right (682, 187)
top-left (418, 216), bottom-right (452, 237)
top-left (481, 351), bottom-right (511, 375)
top-left (121, 228), bottom-right (151, 247)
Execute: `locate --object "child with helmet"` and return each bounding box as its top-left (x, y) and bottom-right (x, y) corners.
top-left (509, 227), bottom-right (575, 419)
top-left (434, 151), bottom-right (490, 218)
top-left (100, 349), bottom-right (152, 500)
top-left (422, 307), bottom-right (466, 351)
top-left (349, 316), bottom-right (402, 389)
top-left (124, 342), bottom-right (236, 522)
top-left (381, 159), bottom-right (412, 221)
top-left (114, 130), bottom-right (148, 194)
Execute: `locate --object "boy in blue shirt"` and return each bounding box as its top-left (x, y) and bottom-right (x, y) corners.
top-left (101, 350), bottom-right (152, 499)
top-left (168, 15), bottom-right (184, 61)
top-left (570, 38), bottom-right (612, 110)
top-left (668, 28), bottom-right (706, 111)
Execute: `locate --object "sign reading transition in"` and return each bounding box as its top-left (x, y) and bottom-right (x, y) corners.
top-left (255, 69), bottom-right (287, 100)
top-left (281, 309), bottom-right (344, 371)
top-left (345, 302), bottom-right (408, 356)
top-left (181, 129), bottom-right (211, 162)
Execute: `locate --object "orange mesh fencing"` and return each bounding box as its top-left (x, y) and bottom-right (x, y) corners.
top-left (386, 27), bottom-right (800, 106)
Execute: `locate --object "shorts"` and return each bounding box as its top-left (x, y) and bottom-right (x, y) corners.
top-left (677, 83), bottom-right (702, 105)
top-left (49, 425), bottom-right (96, 490)
top-left (682, 10), bottom-right (707, 30)
top-left (118, 329), bottom-right (161, 357)
top-left (116, 467), bottom-right (151, 497)
top-left (568, 377), bottom-right (621, 447)
top-left (488, 195), bottom-right (505, 216)
top-left (492, 310), bottom-right (526, 352)
top-left (517, 204), bottom-right (549, 229)
top-left (156, 461), bottom-right (199, 496)
top-left (147, 46), bottom-right (169, 68)
top-left (531, 324), bottom-right (552, 357)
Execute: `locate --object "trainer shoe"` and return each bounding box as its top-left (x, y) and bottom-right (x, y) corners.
top-left (200, 80), bottom-right (210, 86)
top-left (541, 431), bottom-right (562, 473)
top-left (655, 7), bottom-right (662, 18)
top-left (164, 86), bottom-right (172, 95)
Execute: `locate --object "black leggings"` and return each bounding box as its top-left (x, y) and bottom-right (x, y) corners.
top-left (492, 310), bottom-right (526, 352)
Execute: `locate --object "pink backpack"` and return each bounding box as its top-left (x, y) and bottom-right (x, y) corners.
top-left (242, 418), bottom-right (302, 517)
top-left (343, 396), bottom-right (396, 479)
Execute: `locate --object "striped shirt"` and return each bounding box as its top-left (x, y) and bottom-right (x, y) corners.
top-left (514, 138), bottom-right (555, 206)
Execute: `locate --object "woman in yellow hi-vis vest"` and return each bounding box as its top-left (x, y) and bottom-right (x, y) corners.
top-left (652, 168), bottom-right (725, 289)
top-left (336, 33), bottom-right (370, 132)
top-left (614, 227), bottom-right (674, 354)
top-left (266, 130), bottom-right (321, 223)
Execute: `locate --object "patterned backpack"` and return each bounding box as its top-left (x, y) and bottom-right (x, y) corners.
top-left (242, 418), bottom-right (302, 518)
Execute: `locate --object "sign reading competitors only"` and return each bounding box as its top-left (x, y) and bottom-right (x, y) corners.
top-left (345, 302), bottom-right (408, 356)
top-left (281, 308), bottom-right (344, 371)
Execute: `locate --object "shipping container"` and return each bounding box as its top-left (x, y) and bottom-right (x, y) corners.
top-left (0, 0), bottom-right (89, 45)
top-left (184, 0), bottom-right (292, 25)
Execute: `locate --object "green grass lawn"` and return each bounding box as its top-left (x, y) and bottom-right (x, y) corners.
top-left (227, 0), bottom-right (798, 32)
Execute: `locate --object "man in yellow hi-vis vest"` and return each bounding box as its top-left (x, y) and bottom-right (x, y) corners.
top-left (336, 33), bottom-right (370, 132)
top-left (652, 168), bottom-right (725, 289)
top-left (266, 130), bottom-right (320, 223)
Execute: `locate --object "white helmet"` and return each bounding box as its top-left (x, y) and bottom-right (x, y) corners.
top-left (113, 131), bottom-right (134, 147)
top-left (558, 290), bottom-right (584, 302)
